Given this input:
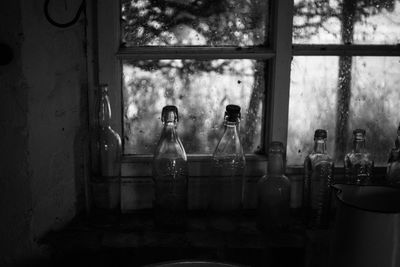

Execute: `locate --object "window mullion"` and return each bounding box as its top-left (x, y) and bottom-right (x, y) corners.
top-left (269, 0), bottom-right (294, 149)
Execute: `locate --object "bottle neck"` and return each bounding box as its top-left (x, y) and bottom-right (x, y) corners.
top-left (353, 139), bottom-right (366, 153)
top-left (161, 121), bottom-right (178, 140)
top-left (268, 153), bottom-right (284, 176)
top-left (313, 139), bottom-right (327, 154)
top-left (99, 92), bottom-right (111, 127)
top-left (224, 120), bottom-right (239, 130)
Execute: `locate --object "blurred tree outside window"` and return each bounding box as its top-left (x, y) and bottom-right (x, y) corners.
top-left (288, 0), bottom-right (400, 165)
top-left (120, 0), bottom-right (269, 155)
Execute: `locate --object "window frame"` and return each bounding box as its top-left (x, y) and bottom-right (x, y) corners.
top-left (90, 0), bottom-right (294, 174)
top-left (90, 0), bottom-right (400, 174)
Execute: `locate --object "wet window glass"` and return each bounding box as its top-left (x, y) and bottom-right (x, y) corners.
top-left (288, 56), bottom-right (400, 166)
top-left (121, 0), bottom-right (269, 46)
top-left (123, 59), bottom-right (265, 154)
top-left (293, 0), bottom-right (400, 44)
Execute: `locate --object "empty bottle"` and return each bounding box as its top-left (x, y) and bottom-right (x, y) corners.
top-left (209, 105), bottom-right (246, 214)
top-left (304, 129), bottom-right (334, 229)
top-left (257, 141), bottom-right (291, 233)
top-left (344, 129), bottom-right (374, 185)
top-left (386, 124), bottom-right (400, 185)
top-left (153, 105), bottom-right (188, 229)
top-left (91, 84), bottom-right (122, 225)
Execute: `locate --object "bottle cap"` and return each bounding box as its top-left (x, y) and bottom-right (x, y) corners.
top-left (161, 105), bottom-right (179, 122)
top-left (99, 84), bottom-right (108, 93)
top-left (225, 104), bottom-right (241, 122)
top-left (353, 129), bottom-right (366, 140)
top-left (314, 129), bottom-right (327, 139)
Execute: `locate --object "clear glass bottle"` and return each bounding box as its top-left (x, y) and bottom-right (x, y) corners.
top-left (386, 124), bottom-right (400, 185)
top-left (257, 141), bottom-right (291, 233)
top-left (344, 129), bottom-right (374, 185)
top-left (304, 129), bottom-right (334, 229)
top-left (91, 84), bottom-right (122, 224)
top-left (209, 105), bottom-right (246, 214)
top-left (153, 105), bottom-right (188, 230)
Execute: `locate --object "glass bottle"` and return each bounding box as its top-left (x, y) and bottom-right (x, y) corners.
top-left (209, 104), bottom-right (246, 214)
top-left (257, 141), bottom-right (291, 233)
top-left (91, 84), bottom-right (122, 224)
top-left (303, 129), bottom-right (334, 229)
top-left (153, 105), bottom-right (188, 230)
top-left (344, 129), bottom-right (374, 185)
top-left (386, 124), bottom-right (400, 185)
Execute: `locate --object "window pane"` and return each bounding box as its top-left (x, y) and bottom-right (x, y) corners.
top-left (293, 0), bottom-right (400, 44)
top-left (287, 57), bottom-right (338, 165)
top-left (288, 56), bottom-right (400, 166)
top-left (123, 59), bottom-right (265, 154)
top-left (121, 0), bottom-right (268, 46)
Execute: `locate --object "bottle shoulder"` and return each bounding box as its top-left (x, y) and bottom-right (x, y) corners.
top-left (305, 153), bottom-right (333, 165)
top-left (259, 174), bottom-right (290, 183)
top-left (99, 127), bottom-right (122, 145)
top-left (345, 151), bottom-right (374, 163)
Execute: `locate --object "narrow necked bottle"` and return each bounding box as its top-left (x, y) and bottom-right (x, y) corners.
top-left (153, 105), bottom-right (188, 230)
top-left (257, 141), bottom-right (291, 233)
top-left (304, 129), bottom-right (334, 229)
top-left (344, 129), bottom-right (374, 185)
top-left (91, 84), bottom-right (122, 224)
top-left (386, 124), bottom-right (400, 185)
top-left (209, 105), bottom-right (246, 214)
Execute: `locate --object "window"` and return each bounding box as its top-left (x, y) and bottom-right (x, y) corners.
top-left (287, 0), bottom-right (400, 166)
top-left (93, 0), bottom-right (294, 210)
top-left (95, 0), bottom-right (292, 162)
top-left (94, 0), bottom-right (400, 173)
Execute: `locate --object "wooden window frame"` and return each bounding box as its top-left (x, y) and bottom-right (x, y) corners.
top-left (88, 1), bottom-right (400, 174)
top-left (89, 0), bottom-right (294, 168)
top-left (84, 0), bottom-right (295, 210)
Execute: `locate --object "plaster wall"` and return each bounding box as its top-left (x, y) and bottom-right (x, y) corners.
top-left (0, 0), bottom-right (88, 264)
top-left (21, 0), bottom-right (88, 242)
top-left (0, 1), bottom-right (32, 265)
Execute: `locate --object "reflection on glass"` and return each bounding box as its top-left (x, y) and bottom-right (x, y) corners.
top-left (288, 56), bottom-right (400, 166)
top-left (123, 59), bottom-right (265, 154)
top-left (121, 0), bottom-right (268, 46)
top-left (293, 0), bottom-right (400, 44)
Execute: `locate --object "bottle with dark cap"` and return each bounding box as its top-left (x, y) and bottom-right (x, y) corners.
top-left (257, 141), bottom-right (290, 233)
top-left (304, 129), bottom-right (334, 229)
top-left (153, 105), bottom-right (188, 229)
top-left (344, 129), bottom-right (374, 185)
top-left (387, 124), bottom-right (400, 185)
top-left (209, 104), bottom-right (246, 215)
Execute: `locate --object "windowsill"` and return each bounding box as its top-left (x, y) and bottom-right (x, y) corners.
top-left (121, 154), bottom-right (268, 162)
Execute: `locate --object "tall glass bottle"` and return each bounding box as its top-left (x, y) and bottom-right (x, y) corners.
top-left (386, 124), bottom-right (400, 185)
top-left (209, 104), bottom-right (246, 214)
top-left (344, 129), bottom-right (374, 185)
top-left (304, 129), bottom-right (334, 229)
top-left (91, 84), bottom-right (122, 225)
top-left (257, 141), bottom-right (290, 233)
top-left (153, 105), bottom-right (188, 230)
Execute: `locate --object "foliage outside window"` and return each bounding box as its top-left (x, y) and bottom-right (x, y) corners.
top-left (287, 0), bottom-right (400, 166)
